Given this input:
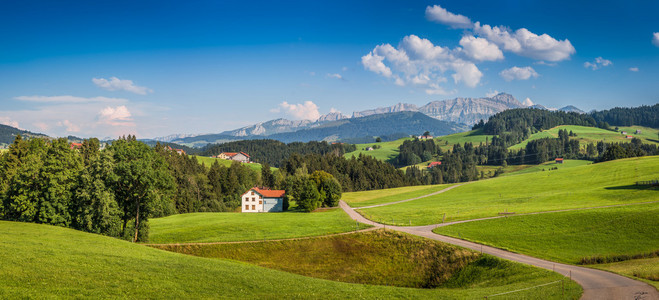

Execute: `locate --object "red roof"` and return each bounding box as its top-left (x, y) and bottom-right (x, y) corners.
top-left (239, 151), bottom-right (250, 158)
top-left (555, 158), bottom-right (564, 161)
top-left (70, 142), bottom-right (83, 149)
top-left (243, 187), bottom-right (285, 198)
top-left (427, 161), bottom-right (442, 168)
top-left (222, 152), bottom-right (238, 157)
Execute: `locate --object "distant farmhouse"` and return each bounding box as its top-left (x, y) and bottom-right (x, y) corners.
top-left (242, 187), bottom-right (286, 213)
top-left (626, 135), bottom-right (633, 139)
top-left (167, 146), bottom-right (186, 155)
top-left (636, 129), bottom-right (642, 134)
top-left (427, 161), bottom-right (442, 168)
top-left (418, 134), bottom-right (433, 140)
top-left (621, 131), bottom-right (627, 135)
top-left (556, 158), bottom-right (564, 164)
top-left (69, 142), bottom-right (83, 150)
top-left (216, 152), bottom-right (250, 163)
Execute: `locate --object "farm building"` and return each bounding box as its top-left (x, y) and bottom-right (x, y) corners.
top-left (219, 152), bottom-right (251, 163)
top-left (621, 131), bottom-right (627, 134)
top-left (636, 129), bottom-right (642, 134)
top-left (418, 135), bottom-right (433, 140)
top-left (366, 147), bottom-right (374, 151)
top-left (241, 187), bottom-right (286, 213)
top-left (427, 161), bottom-right (442, 168)
top-left (555, 158), bottom-right (564, 164)
top-left (626, 135), bottom-right (633, 139)
top-left (69, 142), bottom-right (83, 150)
top-left (167, 146), bottom-right (186, 155)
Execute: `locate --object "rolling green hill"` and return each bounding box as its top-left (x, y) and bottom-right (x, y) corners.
top-left (191, 155), bottom-right (274, 172)
top-left (0, 221), bottom-right (580, 299)
top-left (343, 138), bottom-right (409, 161)
top-left (356, 156), bottom-right (659, 226)
top-left (509, 125), bottom-right (659, 150)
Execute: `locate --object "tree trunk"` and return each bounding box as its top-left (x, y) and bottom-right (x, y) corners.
top-left (133, 204), bottom-right (140, 243)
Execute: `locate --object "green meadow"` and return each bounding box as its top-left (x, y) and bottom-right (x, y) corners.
top-left (593, 257), bottom-right (659, 289)
top-left (502, 159), bottom-right (592, 176)
top-left (434, 202), bottom-right (659, 264)
top-left (509, 125), bottom-right (659, 150)
top-left (155, 230), bottom-right (581, 295)
top-left (192, 155), bottom-right (272, 172)
top-left (343, 138), bottom-right (409, 162)
top-left (149, 208), bottom-right (363, 243)
top-left (0, 221), bottom-right (581, 299)
top-left (342, 184), bottom-right (453, 207)
top-left (434, 128), bottom-right (495, 151)
top-left (357, 156), bottom-right (659, 226)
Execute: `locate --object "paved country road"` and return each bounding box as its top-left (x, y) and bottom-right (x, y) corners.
top-left (339, 200), bottom-right (659, 300)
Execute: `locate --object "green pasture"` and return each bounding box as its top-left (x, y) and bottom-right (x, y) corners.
top-left (344, 138), bottom-right (409, 162)
top-left (509, 125), bottom-right (659, 150)
top-left (434, 203), bottom-right (659, 264)
top-left (593, 257), bottom-right (659, 289)
top-left (149, 208), bottom-right (363, 243)
top-left (357, 156), bottom-right (659, 226)
top-left (0, 221), bottom-right (580, 299)
top-left (501, 159), bottom-right (592, 176)
top-left (192, 155), bottom-right (272, 172)
top-left (434, 129), bottom-right (494, 151)
top-left (343, 184), bottom-right (453, 208)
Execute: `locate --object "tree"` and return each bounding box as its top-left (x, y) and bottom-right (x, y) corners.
top-left (261, 163), bottom-right (275, 188)
top-left (296, 178), bottom-right (321, 212)
top-left (310, 170), bottom-right (342, 207)
top-left (375, 137), bottom-right (382, 143)
top-left (423, 131), bottom-right (431, 136)
top-left (110, 138), bottom-right (175, 242)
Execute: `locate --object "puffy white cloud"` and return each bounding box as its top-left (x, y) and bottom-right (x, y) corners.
top-left (522, 97), bottom-right (534, 106)
top-left (629, 67), bottom-right (639, 72)
top-left (0, 117), bottom-right (19, 128)
top-left (486, 90), bottom-right (500, 97)
top-left (14, 95), bottom-right (125, 103)
top-left (56, 120), bottom-right (80, 132)
top-left (459, 35), bottom-right (504, 61)
top-left (99, 105), bottom-right (132, 121)
top-left (473, 24), bottom-right (575, 61)
top-left (361, 34), bottom-right (482, 92)
top-left (327, 73), bottom-right (343, 80)
top-left (425, 4), bottom-right (472, 29)
top-left (92, 77), bottom-right (153, 95)
top-left (653, 32), bottom-right (659, 47)
top-left (583, 57), bottom-right (612, 70)
top-left (500, 66), bottom-right (539, 81)
top-left (277, 101), bottom-right (321, 120)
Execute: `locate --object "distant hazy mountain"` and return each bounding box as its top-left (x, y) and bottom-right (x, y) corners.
top-left (0, 124), bottom-right (49, 145)
top-left (559, 105), bottom-right (585, 114)
top-left (220, 118), bottom-right (315, 137)
top-left (153, 133), bottom-right (200, 143)
top-left (350, 93), bottom-right (524, 125)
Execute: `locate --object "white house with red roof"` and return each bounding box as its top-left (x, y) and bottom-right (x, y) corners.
top-left (241, 187), bottom-right (286, 212)
top-left (219, 152), bottom-right (250, 163)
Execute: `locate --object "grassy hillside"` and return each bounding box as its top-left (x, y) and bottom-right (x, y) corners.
top-left (149, 208), bottom-right (362, 243)
top-left (343, 138), bottom-right (408, 161)
top-left (434, 203), bottom-right (659, 264)
top-left (156, 230), bottom-right (581, 293)
top-left (0, 221), bottom-right (581, 299)
top-left (501, 159), bottom-right (592, 177)
top-left (593, 257), bottom-right (659, 289)
top-left (357, 156), bottom-right (659, 226)
top-left (434, 128), bottom-right (494, 151)
top-left (192, 155), bottom-right (273, 172)
top-left (509, 125), bottom-right (659, 150)
top-left (342, 184), bottom-right (453, 208)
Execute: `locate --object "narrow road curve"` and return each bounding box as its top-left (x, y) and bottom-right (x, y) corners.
top-left (339, 200), bottom-right (659, 300)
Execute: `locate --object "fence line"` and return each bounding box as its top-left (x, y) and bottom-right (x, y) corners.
top-left (484, 280), bottom-right (562, 298)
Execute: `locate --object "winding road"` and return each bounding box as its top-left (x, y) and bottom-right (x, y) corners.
top-left (339, 200), bottom-right (659, 300)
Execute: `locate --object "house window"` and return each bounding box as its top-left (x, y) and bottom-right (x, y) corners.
top-left (252, 205), bottom-right (255, 210)
top-left (245, 205), bottom-right (248, 211)
top-left (259, 201), bottom-right (262, 204)
top-left (251, 191), bottom-right (254, 195)
top-left (252, 197), bottom-right (255, 201)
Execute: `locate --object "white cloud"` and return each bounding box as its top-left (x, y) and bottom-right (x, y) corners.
top-left (14, 95), bottom-right (126, 103)
top-left (473, 24), bottom-right (575, 61)
top-left (329, 108), bottom-right (340, 113)
top-left (99, 105), bottom-right (132, 122)
top-left (629, 67), bottom-right (639, 72)
top-left (459, 35), bottom-right (504, 61)
top-left (485, 90), bottom-right (500, 97)
top-left (277, 101), bottom-right (321, 120)
top-left (92, 77), bottom-right (153, 95)
top-left (500, 66), bottom-right (539, 81)
top-left (361, 34), bottom-right (482, 92)
top-left (56, 120), bottom-right (80, 133)
top-left (522, 97), bottom-right (534, 107)
top-left (0, 117), bottom-right (19, 128)
top-left (425, 4), bottom-right (472, 29)
top-left (327, 73), bottom-right (343, 80)
top-left (583, 57), bottom-right (612, 70)
top-left (653, 32), bottom-right (659, 47)
top-left (425, 83), bottom-right (450, 95)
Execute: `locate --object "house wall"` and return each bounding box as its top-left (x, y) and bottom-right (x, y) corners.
top-left (263, 197), bottom-right (283, 212)
top-left (232, 153), bottom-right (250, 163)
top-left (241, 190), bottom-right (263, 213)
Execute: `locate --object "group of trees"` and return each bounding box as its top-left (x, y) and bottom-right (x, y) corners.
top-left (0, 135), bottom-right (175, 242)
top-left (284, 171), bottom-right (342, 212)
top-left (591, 104), bottom-right (659, 128)
top-left (596, 138), bottom-right (659, 162)
top-left (403, 142), bottom-right (480, 185)
top-left (200, 139), bottom-right (356, 167)
top-left (394, 139), bottom-right (441, 166)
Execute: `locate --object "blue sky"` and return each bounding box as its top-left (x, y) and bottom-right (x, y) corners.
top-left (1, 0), bottom-right (657, 138)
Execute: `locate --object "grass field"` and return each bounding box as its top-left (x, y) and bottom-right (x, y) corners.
top-left (509, 125), bottom-right (659, 150)
top-left (343, 138), bottom-right (409, 162)
top-left (149, 208), bottom-right (364, 243)
top-left (434, 202), bottom-right (659, 264)
top-left (501, 159), bottom-right (592, 177)
top-left (342, 184), bottom-right (453, 208)
top-left (192, 155), bottom-right (273, 172)
top-left (0, 221), bottom-right (581, 299)
top-left (593, 257), bottom-right (659, 289)
top-left (434, 128), bottom-right (495, 151)
top-left (155, 230), bottom-right (581, 293)
top-left (357, 156), bottom-right (659, 226)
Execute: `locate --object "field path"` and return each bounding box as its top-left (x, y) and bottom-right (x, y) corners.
top-left (339, 200), bottom-right (659, 300)
top-left (354, 183), bottom-right (469, 209)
